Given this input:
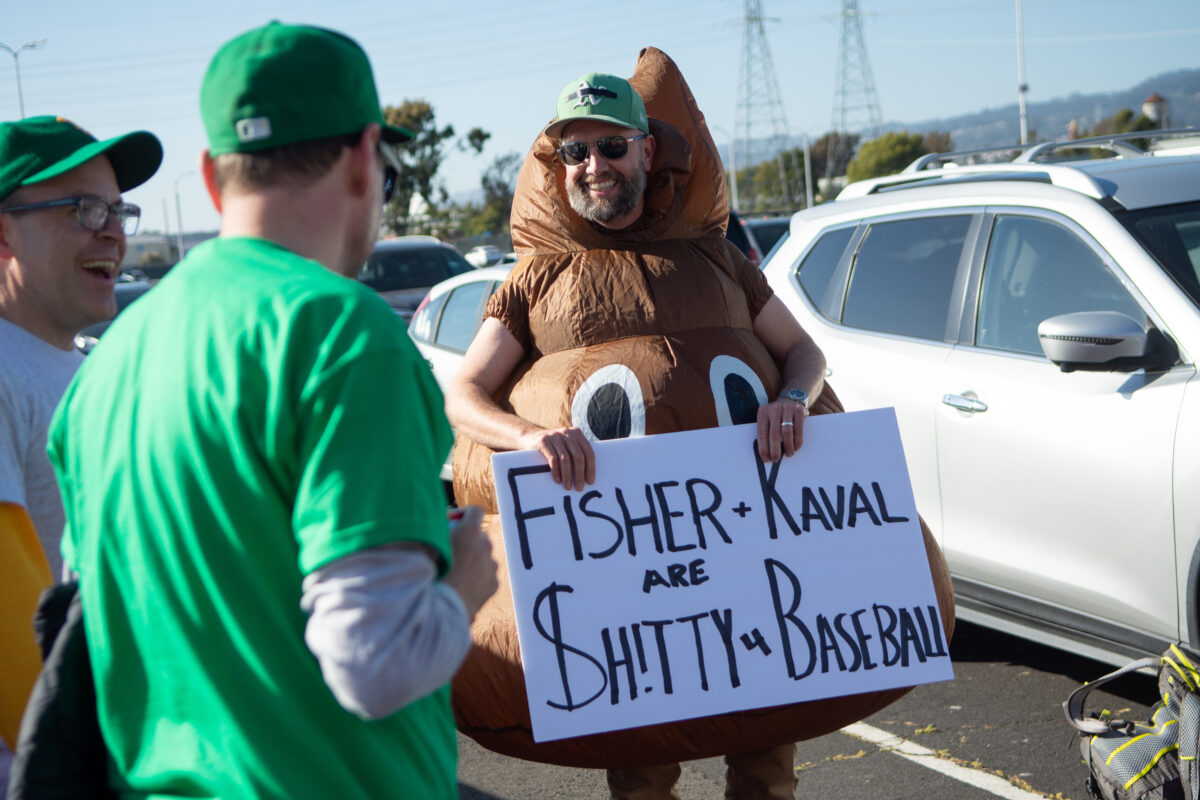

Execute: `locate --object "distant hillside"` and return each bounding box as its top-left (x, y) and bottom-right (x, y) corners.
top-left (892, 68), bottom-right (1200, 150)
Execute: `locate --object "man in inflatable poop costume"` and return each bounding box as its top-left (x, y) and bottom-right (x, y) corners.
top-left (446, 47), bottom-right (954, 800)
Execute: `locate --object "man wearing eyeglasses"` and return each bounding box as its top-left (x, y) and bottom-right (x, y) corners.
top-left (39, 23), bottom-right (497, 799)
top-left (447, 57), bottom-right (826, 799)
top-left (0, 115), bottom-right (161, 782)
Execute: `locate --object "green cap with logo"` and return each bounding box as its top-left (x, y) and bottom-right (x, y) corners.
top-left (0, 116), bottom-right (162, 203)
top-left (201, 21), bottom-right (412, 155)
top-left (544, 72), bottom-right (649, 139)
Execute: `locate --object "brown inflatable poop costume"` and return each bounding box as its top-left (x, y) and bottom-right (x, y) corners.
top-left (451, 46), bottom-right (955, 768)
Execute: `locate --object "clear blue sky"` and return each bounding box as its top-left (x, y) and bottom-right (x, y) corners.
top-left (5, 0), bottom-right (1198, 235)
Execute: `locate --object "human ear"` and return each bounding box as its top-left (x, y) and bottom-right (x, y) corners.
top-left (347, 124), bottom-right (382, 201)
top-left (641, 134), bottom-right (656, 170)
top-left (200, 151), bottom-right (223, 213)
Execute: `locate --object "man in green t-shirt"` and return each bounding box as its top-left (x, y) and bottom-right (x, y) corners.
top-left (47, 22), bottom-right (497, 798)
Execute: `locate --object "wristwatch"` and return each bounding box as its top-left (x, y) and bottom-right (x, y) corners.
top-left (779, 388), bottom-right (810, 410)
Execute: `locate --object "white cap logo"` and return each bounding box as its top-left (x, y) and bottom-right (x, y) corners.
top-left (235, 117), bottom-right (272, 143)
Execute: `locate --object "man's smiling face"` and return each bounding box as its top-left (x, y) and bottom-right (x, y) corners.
top-left (0, 155), bottom-right (126, 349)
top-left (561, 119), bottom-right (655, 231)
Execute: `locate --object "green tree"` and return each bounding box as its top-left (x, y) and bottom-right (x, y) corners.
top-left (1074, 108), bottom-right (1157, 153)
top-left (728, 131), bottom-right (867, 211)
top-left (845, 131), bottom-right (927, 182)
top-left (461, 127), bottom-right (491, 154)
top-left (460, 152), bottom-right (522, 238)
top-left (809, 132), bottom-right (851, 182)
top-left (380, 102), bottom-right (490, 236)
top-left (921, 131), bottom-right (953, 155)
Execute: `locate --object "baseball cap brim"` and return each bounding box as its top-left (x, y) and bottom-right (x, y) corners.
top-left (22, 130), bottom-right (163, 193)
top-left (381, 124), bottom-right (414, 145)
top-left (544, 114), bottom-right (643, 139)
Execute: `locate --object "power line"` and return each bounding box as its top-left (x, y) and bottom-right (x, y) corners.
top-left (734, 0), bottom-right (803, 211)
top-left (827, 0), bottom-right (882, 179)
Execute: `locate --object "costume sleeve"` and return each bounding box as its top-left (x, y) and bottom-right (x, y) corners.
top-left (733, 254), bottom-right (776, 319)
top-left (484, 275), bottom-right (531, 350)
top-left (299, 541), bottom-right (470, 719)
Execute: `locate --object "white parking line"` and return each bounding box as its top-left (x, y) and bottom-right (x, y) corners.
top-left (843, 722), bottom-right (1048, 800)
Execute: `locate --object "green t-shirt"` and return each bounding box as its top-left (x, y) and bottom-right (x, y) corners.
top-left (49, 237), bottom-right (456, 799)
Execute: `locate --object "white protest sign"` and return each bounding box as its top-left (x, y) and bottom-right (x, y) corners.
top-left (491, 407), bottom-right (953, 743)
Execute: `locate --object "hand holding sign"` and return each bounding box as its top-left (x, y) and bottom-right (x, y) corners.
top-left (492, 407), bottom-right (954, 744)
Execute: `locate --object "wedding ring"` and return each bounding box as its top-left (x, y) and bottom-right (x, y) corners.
top-left (780, 421), bottom-right (795, 428)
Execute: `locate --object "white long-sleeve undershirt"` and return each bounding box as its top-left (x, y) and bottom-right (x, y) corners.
top-left (300, 542), bottom-right (472, 720)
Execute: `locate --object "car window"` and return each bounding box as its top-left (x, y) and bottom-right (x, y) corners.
top-left (748, 220), bottom-right (790, 254)
top-left (409, 291), bottom-right (448, 343)
top-left (1119, 200), bottom-right (1200, 309)
top-left (432, 280), bottom-right (491, 352)
top-left (360, 246), bottom-right (472, 291)
top-left (842, 215), bottom-right (970, 340)
top-left (795, 226), bottom-right (855, 310)
top-left (976, 215), bottom-right (1147, 356)
top-left (725, 211), bottom-right (752, 259)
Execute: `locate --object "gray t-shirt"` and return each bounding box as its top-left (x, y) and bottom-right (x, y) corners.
top-left (0, 317), bottom-right (83, 579)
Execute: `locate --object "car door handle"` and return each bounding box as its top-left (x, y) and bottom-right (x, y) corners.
top-left (942, 393), bottom-right (988, 413)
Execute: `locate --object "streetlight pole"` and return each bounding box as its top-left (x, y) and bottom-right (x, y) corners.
top-left (1015, 0), bottom-right (1029, 145)
top-left (803, 135), bottom-right (814, 209)
top-left (0, 39), bottom-right (45, 119)
top-left (173, 171), bottom-right (196, 262)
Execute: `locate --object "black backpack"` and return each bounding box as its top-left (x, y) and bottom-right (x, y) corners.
top-left (1063, 644), bottom-right (1200, 800)
top-left (6, 581), bottom-right (115, 800)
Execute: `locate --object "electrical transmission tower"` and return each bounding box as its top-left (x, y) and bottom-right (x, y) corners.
top-left (734, 0), bottom-right (803, 212)
top-left (827, 0), bottom-right (882, 180)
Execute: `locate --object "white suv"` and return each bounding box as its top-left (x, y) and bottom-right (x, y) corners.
top-left (762, 131), bottom-right (1200, 667)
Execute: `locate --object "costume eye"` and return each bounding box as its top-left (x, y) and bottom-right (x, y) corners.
top-left (709, 355), bottom-right (768, 426)
top-left (570, 364), bottom-right (646, 441)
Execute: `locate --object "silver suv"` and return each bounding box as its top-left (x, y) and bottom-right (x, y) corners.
top-left (762, 131), bottom-right (1200, 667)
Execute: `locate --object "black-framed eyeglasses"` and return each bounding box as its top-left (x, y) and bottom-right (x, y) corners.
top-left (378, 143), bottom-right (399, 205)
top-left (0, 194), bottom-right (141, 235)
top-left (556, 133), bottom-right (648, 166)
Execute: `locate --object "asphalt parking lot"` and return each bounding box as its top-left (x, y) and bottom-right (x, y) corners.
top-left (457, 620), bottom-right (1157, 799)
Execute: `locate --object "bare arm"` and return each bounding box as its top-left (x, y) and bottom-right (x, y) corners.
top-left (752, 295), bottom-right (828, 463)
top-left (445, 317), bottom-right (594, 490)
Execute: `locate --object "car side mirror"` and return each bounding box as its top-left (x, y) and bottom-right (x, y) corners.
top-left (1038, 311), bottom-right (1177, 373)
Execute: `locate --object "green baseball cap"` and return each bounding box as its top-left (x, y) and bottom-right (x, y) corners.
top-left (201, 21), bottom-right (412, 156)
top-left (544, 72), bottom-right (649, 139)
top-left (0, 115), bottom-right (162, 203)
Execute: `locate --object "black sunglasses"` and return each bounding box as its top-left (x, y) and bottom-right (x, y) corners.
top-left (378, 142), bottom-right (399, 204)
top-left (382, 165), bottom-right (397, 204)
top-left (556, 133), bottom-right (648, 166)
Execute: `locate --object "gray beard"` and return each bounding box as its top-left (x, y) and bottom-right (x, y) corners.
top-left (566, 163), bottom-right (647, 225)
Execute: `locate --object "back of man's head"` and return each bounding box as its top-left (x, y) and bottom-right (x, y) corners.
top-left (200, 22), bottom-right (410, 193)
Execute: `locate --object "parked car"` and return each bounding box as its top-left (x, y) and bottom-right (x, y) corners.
top-left (741, 214), bottom-right (791, 262)
top-left (409, 265), bottom-right (513, 481)
top-left (74, 276), bottom-right (154, 354)
top-left (761, 130), bottom-right (1200, 668)
top-left (464, 244), bottom-right (504, 268)
top-left (726, 209), bottom-right (790, 267)
top-left (460, 244), bottom-right (504, 268)
top-left (358, 236), bottom-right (473, 323)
